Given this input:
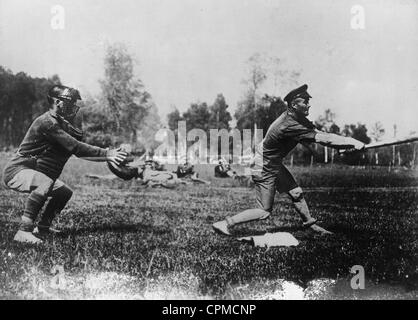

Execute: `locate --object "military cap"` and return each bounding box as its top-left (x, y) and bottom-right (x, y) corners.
top-left (283, 84), bottom-right (312, 105)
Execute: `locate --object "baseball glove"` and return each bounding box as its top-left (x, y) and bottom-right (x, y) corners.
top-left (107, 160), bottom-right (139, 181)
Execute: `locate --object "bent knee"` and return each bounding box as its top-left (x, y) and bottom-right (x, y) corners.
top-left (288, 187), bottom-right (304, 202)
top-left (56, 185), bottom-right (73, 200)
top-left (33, 179), bottom-right (55, 196)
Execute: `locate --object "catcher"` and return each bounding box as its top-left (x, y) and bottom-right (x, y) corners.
top-left (213, 84), bottom-right (365, 236)
top-left (2, 85), bottom-right (127, 244)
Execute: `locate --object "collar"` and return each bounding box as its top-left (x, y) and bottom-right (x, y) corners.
top-left (48, 109), bottom-right (58, 118)
top-left (287, 109), bottom-right (316, 129)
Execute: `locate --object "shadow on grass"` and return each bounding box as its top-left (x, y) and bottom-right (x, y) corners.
top-left (232, 223), bottom-right (379, 241)
top-left (58, 222), bottom-right (171, 237)
top-left (232, 225), bottom-right (304, 237)
top-left (324, 224), bottom-right (378, 237)
top-left (267, 225), bottom-right (309, 233)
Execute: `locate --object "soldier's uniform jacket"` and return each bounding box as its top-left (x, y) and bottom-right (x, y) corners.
top-left (253, 110), bottom-right (317, 170)
top-left (3, 110), bottom-right (107, 184)
top-left (175, 164), bottom-right (194, 178)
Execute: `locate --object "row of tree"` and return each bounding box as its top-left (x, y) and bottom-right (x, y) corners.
top-left (1, 47), bottom-right (416, 166)
top-left (167, 94), bottom-right (232, 132)
top-left (165, 53), bottom-right (416, 166)
top-left (81, 43), bottom-right (161, 153)
top-left (166, 93), bottom-right (418, 166)
top-left (0, 67), bottom-right (61, 148)
top-left (0, 44), bottom-right (161, 154)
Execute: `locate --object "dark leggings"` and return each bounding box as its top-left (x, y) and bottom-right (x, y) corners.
top-left (38, 185), bottom-right (73, 227)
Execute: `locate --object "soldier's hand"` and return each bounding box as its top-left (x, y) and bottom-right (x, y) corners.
top-left (344, 137), bottom-right (365, 151)
top-left (106, 148), bottom-right (128, 166)
top-left (352, 139), bottom-right (365, 151)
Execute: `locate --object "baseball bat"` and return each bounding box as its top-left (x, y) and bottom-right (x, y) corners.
top-left (364, 135), bottom-right (418, 150)
top-left (339, 134), bottom-right (418, 155)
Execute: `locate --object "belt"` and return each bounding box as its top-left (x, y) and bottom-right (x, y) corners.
top-left (16, 151), bottom-right (38, 159)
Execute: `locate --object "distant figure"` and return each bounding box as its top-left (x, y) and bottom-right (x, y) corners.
top-left (88, 160), bottom-right (210, 187)
top-left (144, 159), bottom-right (165, 171)
top-left (214, 159), bottom-right (252, 187)
top-left (175, 162), bottom-right (210, 184)
top-left (135, 161), bottom-right (188, 188)
top-left (214, 160), bottom-right (236, 178)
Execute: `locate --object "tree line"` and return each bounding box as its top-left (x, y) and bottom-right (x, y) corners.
top-left (0, 67), bottom-right (61, 148)
top-left (0, 43), bottom-right (161, 154)
top-left (0, 48), bottom-right (416, 167)
top-left (166, 53), bottom-right (417, 167)
top-left (167, 93), bottom-right (417, 167)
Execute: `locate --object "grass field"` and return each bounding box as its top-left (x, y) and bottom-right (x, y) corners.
top-left (0, 152), bottom-right (417, 299)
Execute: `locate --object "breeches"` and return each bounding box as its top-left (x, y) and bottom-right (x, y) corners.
top-left (252, 163), bottom-right (298, 212)
top-left (6, 169), bottom-right (65, 195)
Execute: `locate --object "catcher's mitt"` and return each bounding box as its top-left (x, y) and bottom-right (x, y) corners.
top-left (107, 161), bottom-right (139, 181)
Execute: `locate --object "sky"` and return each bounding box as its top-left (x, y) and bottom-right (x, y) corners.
top-left (0, 0), bottom-right (417, 138)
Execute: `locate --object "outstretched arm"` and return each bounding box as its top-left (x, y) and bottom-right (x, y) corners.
top-left (314, 131), bottom-right (365, 150)
top-left (45, 123), bottom-right (127, 165)
top-left (104, 148), bottom-right (128, 166)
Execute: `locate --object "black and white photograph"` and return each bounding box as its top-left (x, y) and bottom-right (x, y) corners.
top-left (0, 0), bottom-right (417, 302)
